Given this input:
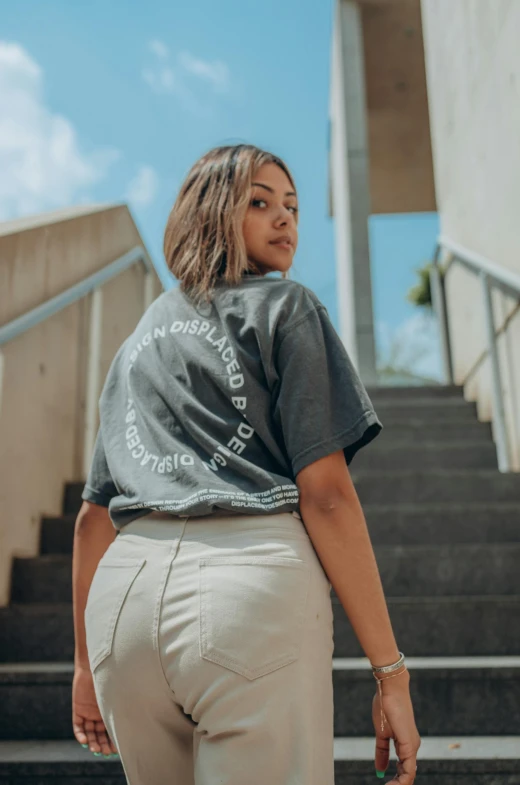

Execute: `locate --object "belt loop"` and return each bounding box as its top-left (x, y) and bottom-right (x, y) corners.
top-left (171, 515), bottom-right (189, 561)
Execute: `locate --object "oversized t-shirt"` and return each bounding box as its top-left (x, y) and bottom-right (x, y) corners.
top-left (81, 274), bottom-right (383, 529)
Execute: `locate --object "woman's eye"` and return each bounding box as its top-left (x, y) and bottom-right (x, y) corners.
top-left (251, 198), bottom-right (267, 208)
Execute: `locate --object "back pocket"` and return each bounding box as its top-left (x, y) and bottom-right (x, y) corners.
top-left (84, 557), bottom-right (146, 673)
top-left (199, 555), bottom-right (310, 681)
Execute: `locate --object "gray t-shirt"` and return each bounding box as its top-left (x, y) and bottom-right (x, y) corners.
top-left (82, 274), bottom-right (382, 529)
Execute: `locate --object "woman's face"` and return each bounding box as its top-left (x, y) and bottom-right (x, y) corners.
top-left (242, 162), bottom-right (299, 276)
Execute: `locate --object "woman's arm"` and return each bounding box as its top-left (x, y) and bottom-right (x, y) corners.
top-left (72, 501), bottom-right (117, 670)
top-left (297, 449), bottom-right (421, 783)
top-left (297, 449), bottom-right (402, 669)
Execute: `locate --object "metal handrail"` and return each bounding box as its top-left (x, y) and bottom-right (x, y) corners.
top-left (0, 245), bottom-right (153, 346)
top-left (431, 237), bottom-right (520, 472)
top-left (438, 235), bottom-right (520, 298)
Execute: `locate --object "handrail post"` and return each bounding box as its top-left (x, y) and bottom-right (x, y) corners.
top-left (481, 271), bottom-right (511, 472)
top-left (0, 350), bottom-right (4, 422)
top-left (430, 244), bottom-right (454, 385)
top-left (144, 270), bottom-right (155, 312)
top-left (83, 287), bottom-right (103, 478)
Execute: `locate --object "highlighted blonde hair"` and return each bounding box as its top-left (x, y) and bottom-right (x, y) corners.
top-left (163, 144), bottom-right (296, 305)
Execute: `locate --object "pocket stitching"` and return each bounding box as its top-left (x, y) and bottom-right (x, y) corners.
top-left (199, 556), bottom-right (310, 680)
top-left (86, 557), bottom-right (146, 672)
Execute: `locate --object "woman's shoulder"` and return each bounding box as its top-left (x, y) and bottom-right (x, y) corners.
top-left (266, 278), bottom-right (327, 335)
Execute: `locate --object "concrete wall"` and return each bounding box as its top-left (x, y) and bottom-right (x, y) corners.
top-left (0, 205), bottom-right (163, 605)
top-left (421, 0), bottom-right (520, 469)
top-left (361, 0), bottom-right (436, 214)
top-left (329, 0), bottom-right (378, 383)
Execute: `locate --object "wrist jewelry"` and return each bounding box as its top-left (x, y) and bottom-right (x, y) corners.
top-left (371, 651), bottom-right (405, 675)
top-left (373, 669), bottom-right (409, 733)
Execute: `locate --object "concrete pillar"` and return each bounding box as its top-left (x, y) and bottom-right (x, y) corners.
top-left (330, 0), bottom-right (377, 384)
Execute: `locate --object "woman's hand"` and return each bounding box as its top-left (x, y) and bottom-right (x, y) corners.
top-left (72, 666), bottom-right (118, 756)
top-left (372, 670), bottom-right (421, 783)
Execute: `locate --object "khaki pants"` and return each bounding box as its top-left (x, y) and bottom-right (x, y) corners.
top-left (84, 510), bottom-right (335, 784)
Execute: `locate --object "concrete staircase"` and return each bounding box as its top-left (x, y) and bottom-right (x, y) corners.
top-left (1, 385), bottom-right (519, 783)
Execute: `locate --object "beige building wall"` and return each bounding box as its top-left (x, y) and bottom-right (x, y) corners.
top-left (421, 0), bottom-right (520, 469)
top-left (0, 205), bottom-right (163, 605)
top-left (360, 0), bottom-right (436, 214)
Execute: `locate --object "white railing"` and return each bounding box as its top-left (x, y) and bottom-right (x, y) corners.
top-left (431, 237), bottom-right (520, 472)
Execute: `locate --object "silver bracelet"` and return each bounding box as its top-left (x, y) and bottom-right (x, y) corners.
top-left (371, 651), bottom-right (405, 675)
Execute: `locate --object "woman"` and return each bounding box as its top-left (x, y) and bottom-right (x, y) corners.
top-left (72, 144), bottom-right (420, 784)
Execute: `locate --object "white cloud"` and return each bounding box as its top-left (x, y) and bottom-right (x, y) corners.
top-left (142, 39), bottom-right (231, 109)
top-left (177, 51), bottom-right (230, 94)
top-left (0, 41), bottom-right (120, 221)
top-left (125, 165), bottom-right (158, 208)
top-left (149, 39), bottom-right (169, 60)
top-left (376, 311), bottom-right (444, 382)
top-left (142, 65), bottom-right (176, 94)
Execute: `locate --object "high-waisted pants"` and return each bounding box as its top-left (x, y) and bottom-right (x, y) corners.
top-left (84, 510), bottom-right (335, 784)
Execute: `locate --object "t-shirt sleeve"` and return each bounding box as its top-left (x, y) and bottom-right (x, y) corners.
top-left (81, 427), bottom-right (119, 507)
top-left (272, 304), bottom-right (382, 477)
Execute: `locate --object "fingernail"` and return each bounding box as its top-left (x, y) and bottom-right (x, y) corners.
top-left (376, 771), bottom-right (386, 779)
top-left (81, 744), bottom-right (88, 748)
top-left (103, 754), bottom-right (111, 758)
top-left (93, 752), bottom-right (102, 756)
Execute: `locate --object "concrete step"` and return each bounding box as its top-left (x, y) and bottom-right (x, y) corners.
top-left (364, 502), bottom-right (520, 545)
top-left (1, 659), bottom-right (519, 739)
top-left (354, 441), bottom-right (497, 470)
top-left (366, 384), bottom-right (464, 400)
top-left (374, 398), bottom-right (478, 422)
top-left (40, 515), bottom-right (75, 555)
top-left (357, 543), bottom-right (520, 597)
top-left (378, 419), bottom-right (493, 442)
top-left (334, 736), bottom-right (520, 784)
top-left (11, 542), bottom-right (520, 604)
top-left (332, 657), bottom-right (520, 737)
top-left (40, 502), bottom-right (520, 555)
top-left (65, 466), bottom-right (520, 517)
top-left (1, 738), bottom-right (519, 784)
top-left (351, 469), bottom-right (520, 505)
top-left (0, 605), bottom-right (74, 663)
top-left (332, 595), bottom-right (520, 657)
top-left (64, 485), bottom-right (89, 517)
top-left (2, 595), bottom-right (520, 663)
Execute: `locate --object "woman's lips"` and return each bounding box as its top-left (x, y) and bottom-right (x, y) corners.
top-left (270, 241), bottom-right (292, 250)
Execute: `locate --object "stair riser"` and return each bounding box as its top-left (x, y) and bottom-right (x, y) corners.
top-left (368, 545), bottom-right (520, 596)
top-left (333, 671), bottom-right (520, 736)
top-left (354, 444), bottom-right (497, 470)
top-left (334, 763), bottom-right (520, 785)
top-left (40, 507), bottom-right (520, 554)
top-left (353, 474), bottom-right (520, 505)
top-left (381, 422), bottom-right (492, 442)
top-left (0, 764), bottom-right (125, 784)
top-left (40, 517), bottom-right (75, 555)
top-left (364, 507), bottom-right (520, 545)
top-left (332, 599), bottom-right (520, 657)
top-left (65, 456), bottom-right (517, 516)
top-left (375, 403), bottom-right (477, 421)
top-left (12, 543), bottom-right (520, 603)
top-left (2, 599), bottom-right (520, 662)
top-left (2, 672), bottom-right (518, 739)
top-left (366, 385), bottom-right (463, 400)
top-left (1, 760), bottom-right (518, 785)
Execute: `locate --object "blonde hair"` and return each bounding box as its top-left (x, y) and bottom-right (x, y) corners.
top-left (163, 144), bottom-right (296, 305)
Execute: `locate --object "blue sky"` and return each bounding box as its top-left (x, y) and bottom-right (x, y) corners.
top-left (1, 0), bottom-right (441, 380)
